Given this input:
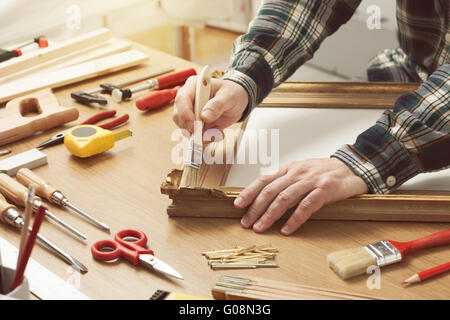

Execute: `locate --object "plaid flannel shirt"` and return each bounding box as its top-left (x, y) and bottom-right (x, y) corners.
top-left (222, 0), bottom-right (450, 194)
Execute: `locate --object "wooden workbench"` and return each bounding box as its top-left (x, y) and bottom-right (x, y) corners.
top-left (0, 41), bottom-right (449, 300)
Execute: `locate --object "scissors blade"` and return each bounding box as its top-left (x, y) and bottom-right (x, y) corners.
top-left (139, 254), bottom-right (184, 280)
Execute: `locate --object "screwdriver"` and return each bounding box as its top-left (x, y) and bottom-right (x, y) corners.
top-left (112, 68), bottom-right (196, 102)
top-left (16, 168), bottom-right (110, 233)
top-left (136, 86), bottom-right (180, 111)
top-left (0, 173), bottom-right (87, 241)
top-left (0, 193), bottom-right (88, 272)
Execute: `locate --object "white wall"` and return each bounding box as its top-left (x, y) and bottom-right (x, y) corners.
top-left (0, 0), bottom-right (164, 47)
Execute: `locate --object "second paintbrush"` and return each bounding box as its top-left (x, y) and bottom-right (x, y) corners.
top-left (16, 168), bottom-right (110, 233)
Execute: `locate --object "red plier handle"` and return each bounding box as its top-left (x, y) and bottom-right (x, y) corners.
top-left (81, 110), bottom-right (129, 130)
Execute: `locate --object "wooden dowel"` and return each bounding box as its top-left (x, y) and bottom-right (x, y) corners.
top-left (221, 275), bottom-right (380, 300)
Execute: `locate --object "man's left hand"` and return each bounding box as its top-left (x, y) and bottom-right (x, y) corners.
top-left (234, 158), bottom-right (369, 235)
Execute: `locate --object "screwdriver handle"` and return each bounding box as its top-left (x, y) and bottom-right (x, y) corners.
top-left (0, 173), bottom-right (31, 206)
top-left (16, 168), bottom-right (59, 202)
top-left (0, 193), bottom-right (17, 224)
top-left (156, 68), bottom-right (196, 90)
top-left (136, 86), bottom-right (180, 111)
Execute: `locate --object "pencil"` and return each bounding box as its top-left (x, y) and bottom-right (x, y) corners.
top-left (11, 204), bottom-right (46, 291)
top-left (402, 262), bottom-right (450, 286)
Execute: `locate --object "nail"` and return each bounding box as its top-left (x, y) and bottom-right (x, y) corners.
top-left (234, 197), bottom-right (243, 207)
top-left (241, 216), bottom-right (249, 227)
top-left (202, 110), bottom-right (213, 121)
top-left (254, 221), bottom-right (263, 231)
top-left (281, 225), bottom-right (290, 235)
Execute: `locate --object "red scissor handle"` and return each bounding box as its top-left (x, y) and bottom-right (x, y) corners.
top-left (81, 110), bottom-right (129, 130)
top-left (82, 110), bottom-right (116, 125)
top-left (91, 229), bottom-right (154, 266)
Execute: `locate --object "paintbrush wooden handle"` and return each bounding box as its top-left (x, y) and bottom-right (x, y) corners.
top-left (194, 66), bottom-right (211, 121)
top-left (192, 65), bottom-right (211, 144)
top-left (389, 229), bottom-right (450, 256)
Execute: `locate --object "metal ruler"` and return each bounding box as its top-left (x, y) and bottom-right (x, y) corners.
top-left (0, 236), bottom-right (90, 300)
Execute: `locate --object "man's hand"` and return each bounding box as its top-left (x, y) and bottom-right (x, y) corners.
top-left (173, 77), bottom-right (249, 133)
top-left (234, 158), bottom-right (369, 235)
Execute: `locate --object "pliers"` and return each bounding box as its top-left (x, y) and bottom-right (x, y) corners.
top-left (37, 110), bottom-right (129, 149)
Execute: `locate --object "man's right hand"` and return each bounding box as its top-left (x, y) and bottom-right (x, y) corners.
top-left (173, 77), bottom-right (249, 133)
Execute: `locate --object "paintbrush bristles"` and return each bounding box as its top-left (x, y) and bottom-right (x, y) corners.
top-left (327, 247), bottom-right (376, 280)
top-left (180, 164), bottom-right (199, 187)
top-left (180, 125), bottom-right (203, 188)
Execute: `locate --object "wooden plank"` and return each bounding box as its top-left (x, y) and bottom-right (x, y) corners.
top-left (260, 82), bottom-right (420, 109)
top-left (0, 39), bottom-right (132, 85)
top-left (0, 28), bottom-right (111, 77)
top-left (0, 49), bottom-right (148, 103)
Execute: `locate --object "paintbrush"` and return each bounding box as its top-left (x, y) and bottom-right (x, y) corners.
top-left (179, 65), bottom-right (211, 188)
top-left (327, 229), bottom-right (450, 280)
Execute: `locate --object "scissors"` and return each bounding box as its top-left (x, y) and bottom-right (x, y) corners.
top-left (91, 229), bottom-right (183, 280)
top-left (36, 110), bottom-right (129, 149)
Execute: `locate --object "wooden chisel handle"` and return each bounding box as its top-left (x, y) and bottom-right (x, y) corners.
top-left (0, 173), bottom-right (39, 207)
top-left (16, 168), bottom-right (58, 201)
top-left (0, 193), bottom-right (17, 224)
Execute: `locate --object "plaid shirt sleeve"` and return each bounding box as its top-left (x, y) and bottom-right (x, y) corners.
top-left (332, 63), bottom-right (450, 194)
top-left (222, 0), bottom-right (361, 119)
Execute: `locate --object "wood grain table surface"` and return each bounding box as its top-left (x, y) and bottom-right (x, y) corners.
top-left (0, 40), bottom-right (448, 300)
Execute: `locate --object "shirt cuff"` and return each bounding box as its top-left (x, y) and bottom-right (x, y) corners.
top-left (331, 139), bottom-right (420, 194)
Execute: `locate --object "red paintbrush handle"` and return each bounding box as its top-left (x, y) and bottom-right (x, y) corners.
top-left (388, 229), bottom-right (450, 256)
top-left (156, 68), bottom-right (196, 89)
top-left (418, 262), bottom-right (450, 281)
top-left (136, 86), bottom-right (180, 111)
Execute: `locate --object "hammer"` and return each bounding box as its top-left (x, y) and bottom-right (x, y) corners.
top-left (71, 66), bottom-right (176, 106)
top-left (111, 68), bottom-right (197, 102)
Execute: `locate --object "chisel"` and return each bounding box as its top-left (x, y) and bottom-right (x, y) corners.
top-left (0, 173), bottom-right (87, 241)
top-left (0, 193), bottom-right (87, 272)
top-left (16, 168), bottom-right (110, 233)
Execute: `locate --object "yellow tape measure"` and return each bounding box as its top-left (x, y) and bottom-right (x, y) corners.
top-left (64, 125), bottom-right (132, 158)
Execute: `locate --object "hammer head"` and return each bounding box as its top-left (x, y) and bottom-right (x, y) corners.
top-left (112, 88), bottom-right (132, 102)
top-left (99, 83), bottom-right (122, 94)
top-left (71, 91), bottom-right (108, 105)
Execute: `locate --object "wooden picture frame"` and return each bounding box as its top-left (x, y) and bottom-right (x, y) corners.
top-left (161, 82), bottom-right (450, 222)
